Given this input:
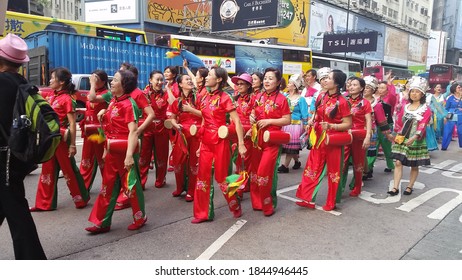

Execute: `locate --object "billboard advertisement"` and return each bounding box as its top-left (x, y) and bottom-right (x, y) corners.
top-left (235, 45), bottom-right (282, 74)
top-left (347, 15), bottom-right (385, 61)
top-left (408, 34), bottom-right (428, 67)
top-left (308, 1), bottom-right (349, 51)
top-left (322, 31), bottom-right (378, 53)
top-left (250, 0), bottom-right (309, 47)
top-left (84, 0), bottom-right (138, 24)
top-left (145, 0), bottom-right (209, 28)
top-left (383, 27), bottom-right (408, 66)
top-left (211, 0), bottom-right (279, 32)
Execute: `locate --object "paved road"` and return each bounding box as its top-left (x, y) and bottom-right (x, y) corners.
top-left (1, 139), bottom-right (462, 260)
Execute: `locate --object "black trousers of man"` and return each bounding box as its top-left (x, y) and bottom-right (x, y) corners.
top-left (0, 158), bottom-right (46, 260)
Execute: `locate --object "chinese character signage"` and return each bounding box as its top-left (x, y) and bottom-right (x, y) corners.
top-left (322, 31), bottom-right (378, 53)
top-left (250, 0), bottom-right (309, 47)
top-left (84, 0), bottom-right (138, 24)
top-left (211, 0), bottom-right (279, 32)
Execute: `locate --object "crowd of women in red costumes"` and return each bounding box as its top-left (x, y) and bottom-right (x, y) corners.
top-left (29, 60), bottom-right (441, 233)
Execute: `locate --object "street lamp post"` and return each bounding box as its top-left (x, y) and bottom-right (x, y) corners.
top-left (344, 0), bottom-right (350, 59)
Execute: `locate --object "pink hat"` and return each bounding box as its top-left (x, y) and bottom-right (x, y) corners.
top-left (231, 73), bottom-right (252, 85)
top-left (0, 33), bottom-right (30, 64)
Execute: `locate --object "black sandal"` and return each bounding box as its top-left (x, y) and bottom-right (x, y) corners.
top-left (387, 188), bottom-right (399, 196)
top-left (403, 187), bottom-right (413, 195)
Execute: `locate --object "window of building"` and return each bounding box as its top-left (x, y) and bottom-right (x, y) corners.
top-left (388, 9), bottom-right (393, 17)
top-left (382, 6), bottom-right (387, 15)
top-left (372, 1), bottom-right (377, 10)
top-left (393, 11), bottom-right (398, 19)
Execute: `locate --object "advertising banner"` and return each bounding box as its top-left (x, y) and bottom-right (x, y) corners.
top-left (308, 1), bottom-right (348, 51)
top-left (322, 31), bottom-right (378, 53)
top-left (84, 0), bottom-right (138, 24)
top-left (145, 0), bottom-right (209, 28)
top-left (211, 0), bottom-right (279, 32)
top-left (235, 45), bottom-right (282, 74)
top-left (408, 34), bottom-right (428, 67)
top-left (383, 27), bottom-right (408, 66)
top-left (347, 15), bottom-right (385, 61)
top-left (250, 0), bottom-right (309, 46)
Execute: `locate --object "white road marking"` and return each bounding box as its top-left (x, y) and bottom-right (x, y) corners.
top-left (278, 185), bottom-right (342, 216)
top-left (420, 160), bottom-right (457, 174)
top-left (360, 180), bottom-right (425, 204)
top-left (196, 219), bottom-right (247, 260)
top-left (396, 188), bottom-right (462, 220)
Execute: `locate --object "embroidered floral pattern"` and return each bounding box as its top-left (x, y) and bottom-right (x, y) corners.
top-left (196, 180), bottom-right (207, 192)
top-left (100, 185), bottom-right (107, 197)
top-left (81, 159), bottom-right (91, 169)
top-left (63, 173), bottom-right (71, 186)
top-left (250, 172), bottom-right (257, 183)
top-left (355, 164), bottom-right (364, 173)
top-left (303, 167), bottom-right (317, 180)
top-left (41, 174), bottom-right (52, 185)
top-left (257, 175), bottom-right (269, 186)
top-left (190, 165), bottom-right (198, 175)
top-left (263, 197), bottom-right (272, 206)
top-left (133, 210), bottom-right (144, 221)
top-left (329, 172), bottom-right (340, 183)
top-left (72, 195), bottom-right (83, 203)
top-left (218, 182), bottom-right (228, 194)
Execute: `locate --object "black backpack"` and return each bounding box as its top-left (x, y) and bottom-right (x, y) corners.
top-left (0, 76), bottom-right (61, 164)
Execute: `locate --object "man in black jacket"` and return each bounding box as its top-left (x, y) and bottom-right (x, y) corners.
top-left (0, 33), bottom-right (46, 260)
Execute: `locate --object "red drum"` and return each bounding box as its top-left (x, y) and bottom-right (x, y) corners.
top-left (325, 132), bottom-right (352, 146)
top-left (106, 139), bottom-right (140, 154)
top-left (164, 119), bottom-right (173, 129)
top-left (190, 124), bottom-right (198, 136)
top-left (350, 129), bottom-right (367, 141)
top-left (84, 124), bottom-right (100, 136)
top-left (60, 128), bottom-right (69, 142)
top-left (218, 124), bottom-right (251, 139)
top-left (263, 130), bottom-right (291, 144)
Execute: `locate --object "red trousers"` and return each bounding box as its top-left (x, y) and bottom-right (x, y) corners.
top-left (88, 151), bottom-right (145, 228)
top-left (173, 133), bottom-right (200, 197)
top-left (296, 141), bottom-right (343, 210)
top-left (139, 129), bottom-right (169, 188)
top-left (193, 139), bottom-right (240, 220)
top-left (35, 141), bottom-right (88, 210)
top-left (337, 138), bottom-right (366, 201)
top-left (79, 136), bottom-right (105, 190)
top-left (249, 143), bottom-right (280, 215)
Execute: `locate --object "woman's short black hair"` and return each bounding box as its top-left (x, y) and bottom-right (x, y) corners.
top-left (164, 65), bottom-right (179, 78)
top-left (407, 89), bottom-right (427, 104)
top-left (211, 67), bottom-right (228, 90)
top-left (118, 69), bottom-right (138, 94)
top-left (450, 82), bottom-right (459, 94)
top-left (264, 67), bottom-right (282, 91)
top-left (349, 77), bottom-right (366, 93)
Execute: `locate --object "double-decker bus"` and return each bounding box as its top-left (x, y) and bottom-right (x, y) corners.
top-left (157, 34), bottom-right (313, 81)
top-left (429, 64), bottom-right (462, 88)
top-left (363, 65), bottom-right (414, 85)
top-left (2, 11), bottom-right (147, 43)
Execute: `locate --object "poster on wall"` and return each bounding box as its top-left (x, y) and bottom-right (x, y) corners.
top-left (251, 0), bottom-right (309, 47)
top-left (383, 27), bottom-right (408, 66)
top-left (408, 35), bottom-right (428, 67)
top-left (309, 1), bottom-right (349, 51)
top-left (145, 0), bottom-right (209, 27)
top-left (235, 45), bottom-right (282, 74)
top-left (347, 15), bottom-right (385, 61)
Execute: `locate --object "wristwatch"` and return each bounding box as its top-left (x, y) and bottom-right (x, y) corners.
top-left (220, 0), bottom-right (240, 24)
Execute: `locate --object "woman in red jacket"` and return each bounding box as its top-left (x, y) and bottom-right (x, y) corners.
top-left (31, 67), bottom-right (89, 211)
top-left (249, 67), bottom-right (291, 216)
top-left (170, 74), bottom-right (203, 201)
top-left (296, 70), bottom-right (352, 211)
top-left (79, 70), bottom-right (108, 190)
top-left (192, 67), bottom-right (247, 223)
top-left (86, 69), bottom-right (146, 233)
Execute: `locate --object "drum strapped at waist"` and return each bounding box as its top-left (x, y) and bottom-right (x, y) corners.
top-left (217, 124), bottom-right (252, 139)
top-left (106, 138), bottom-right (141, 154)
top-left (84, 123), bottom-right (100, 136)
top-left (164, 119), bottom-right (173, 129)
top-left (189, 124), bottom-right (198, 136)
top-left (263, 130), bottom-right (291, 144)
top-left (350, 129), bottom-right (367, 141)
top-left (325, 131), bottom-right (353, 146)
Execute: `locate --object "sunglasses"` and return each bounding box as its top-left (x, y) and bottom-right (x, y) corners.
top-left (236, 82), bottom-right (248, 86)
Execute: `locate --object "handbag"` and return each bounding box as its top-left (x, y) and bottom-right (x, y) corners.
top-left (446, 112), bottom-right (454, 120)
top-left (394, 134), bottom-right (405, 144)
